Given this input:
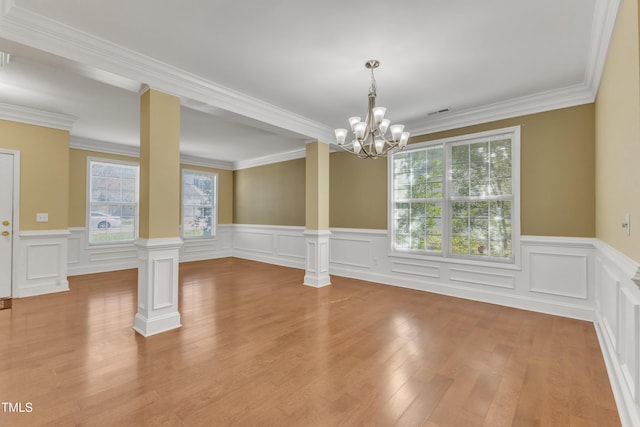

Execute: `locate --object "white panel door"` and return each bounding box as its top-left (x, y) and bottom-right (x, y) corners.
top-left (0, 153), bottom-right (14, 298)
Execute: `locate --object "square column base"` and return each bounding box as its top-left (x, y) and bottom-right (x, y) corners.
top-left (303, 230), bottom-right (331, 288)
top-left (133, 237), bottom-right (183, 337)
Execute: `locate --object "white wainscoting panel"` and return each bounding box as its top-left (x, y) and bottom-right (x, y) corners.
top-left (17, 230), bottom-right (70, 297)
top-left (152, 257), bottom-right (174, 310)
top-left (391, 259), bottom-right (441, 279)
top-left (276, 233), bottom-right (305, 260)
top-left (68, 225), bottom-right (234, 275)
top-left (620, 287), bottom-right (639, 404)
top-left (449, 267), bottom-right (515, 289)
top-left (330, 235), bottom-right (373, 269)
top-left (67, 227), bottom-right (137, 275)
top-left (600, 264), bottom-right (621, 353)
top-left (327, 230), bottom-right (595, 321)
top-left (594, 240), bottom-right (640, 427)
top-left (232, 225), bottom-right (305, 269)
top-left (529, 252), bottom-right (589, 299)
top-left (180, 224), bottom-right (233, 263)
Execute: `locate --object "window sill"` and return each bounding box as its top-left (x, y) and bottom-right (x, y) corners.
top-left (182, 235), bottom-right (217, 241)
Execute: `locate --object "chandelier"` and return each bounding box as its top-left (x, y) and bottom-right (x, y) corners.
top-left (334, 60), bottom-right (410, 159)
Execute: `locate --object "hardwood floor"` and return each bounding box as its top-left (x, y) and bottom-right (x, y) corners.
top-left (0, 258), bottom-right (620, 426)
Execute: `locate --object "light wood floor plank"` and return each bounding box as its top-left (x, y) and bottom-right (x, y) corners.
top-left (0, 258), bottom-right (621, 426)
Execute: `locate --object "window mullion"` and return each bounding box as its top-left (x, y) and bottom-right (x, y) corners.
top-left (443, 143), bottom-right (451, 258)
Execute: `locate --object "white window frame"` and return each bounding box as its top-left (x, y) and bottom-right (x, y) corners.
top-left (86, 157), bottom-right (140, 246)
top-left (388, 126), bottom-right (521, 268)
top-left (181, 169), bottom-right (218, 239)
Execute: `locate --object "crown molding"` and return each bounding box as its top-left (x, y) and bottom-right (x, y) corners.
top-left (180, 154), bottom-right (233, 171)
top-left (233, 148), bottom-right (307, 170)
top-left (70, 136), bottom-right (235, 170)
top-left (406, 83), bottom-right (594, 136)
top-left (392, 0), bottom-right (621, 137)
top-left (0, 0), bottom-right (621, 144)
top-left (0, 4), bottom-right (334, 143)
top-left (584, 0), bottom-right (621, 97)
top-left (69, 136), bottom-right (139, 157)
top-left (0, 102), bottom-right (76, 130)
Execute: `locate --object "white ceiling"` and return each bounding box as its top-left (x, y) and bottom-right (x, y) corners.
top-left (0, 0), bottom-right (618, 168)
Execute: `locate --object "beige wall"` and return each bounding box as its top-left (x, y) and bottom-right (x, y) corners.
top-left (330, 104), bottom-right (596, 236)
top-left (69, 148), bottom-right (234, 227)
top-left (0, 120), bottom-right (69, 230)
top-left (139, 89), bottom-right (181, 239)
top-left (233, 158), bottom-right (305, 226)
top-left (595, 0), bottom-right (640, 262)
top-left (305, 142), bottom-right (329, 230)
top-left (330, 151), bottom-right (388, 229)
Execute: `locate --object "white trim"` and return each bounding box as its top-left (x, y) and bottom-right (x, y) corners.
top-left (135, 237), bottom-right (184, 250)
top-left (70, 137), bottom-right (236, 171)
top-left (70, 136), bottom-right (139, 157)
top-left (19, 229), bottom-right (70, 237)
top-left (405, 85), bottom-right (593, 136)
top-left (0, 149), bottom-right (19, 299)
top-left (234, 148), bottom-right (307, 170)
top-left (0, 102), bottom-right (76, 130)
top-left (594, 239), bottom-right (640, 284)
top-left (0, 5), bottom-right (334, 144)
top-left (303, 230), bottom-right (331, 288)
top-left (593, 239), bottom-right (640, 427)
top-left (329, 227), bottom-right (388, 236)
top-left (584, 0), bottom-right (622, 97)
top-left (86, 157), bottom-right (140, 246)
top-left (303, 229), bottom-right (332, 237)
top-left (180, 154), bottom-right (233, 171)
top-left (133, 237), bottom-right (183, 337)
top-left (388, 125), bottom-right (521, 267)
top-left (0, 0), bottom-right (620, 161)
top-left (181, 168), bottom-right (218, 240)
top-left (521, 235), bottom-right (597, 249)
top-left (404, 0), bottom-right (620, 138)
top-left (233, 224), bottom-right (306, 269)
top-left (17, 228), bottom-right (69, 297)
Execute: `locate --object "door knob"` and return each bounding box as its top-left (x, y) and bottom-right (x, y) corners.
top-left (1, 221), bottom-right (8, 226)
top-left (1, 231), bottom-right (9, 236)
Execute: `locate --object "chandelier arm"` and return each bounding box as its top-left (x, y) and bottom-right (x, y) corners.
top-left (337, 142), bottom-right (374, 159)
top-left (334, 59), bottom-right (409, 159)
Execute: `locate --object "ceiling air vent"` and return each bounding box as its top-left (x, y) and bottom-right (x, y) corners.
top-left (427, 108), bottom-right (450, 116)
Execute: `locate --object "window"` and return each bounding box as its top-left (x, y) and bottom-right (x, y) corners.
top-left (182, 170), bottom-right (217, 238)
top-left (390, 126), bottom-right (520, 263)
top-left (87, 159), bottom-right (139, 244)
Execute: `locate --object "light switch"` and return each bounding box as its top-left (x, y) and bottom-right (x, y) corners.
top-left (36, 213), bottom-right (48, 222)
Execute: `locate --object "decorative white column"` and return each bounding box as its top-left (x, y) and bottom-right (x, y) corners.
top-left (304, 141), bottom-right (331, 287)
top-left (303, 229), bottom-right (331, 287)
top-left (133, 238), bottom-right (183, 336)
